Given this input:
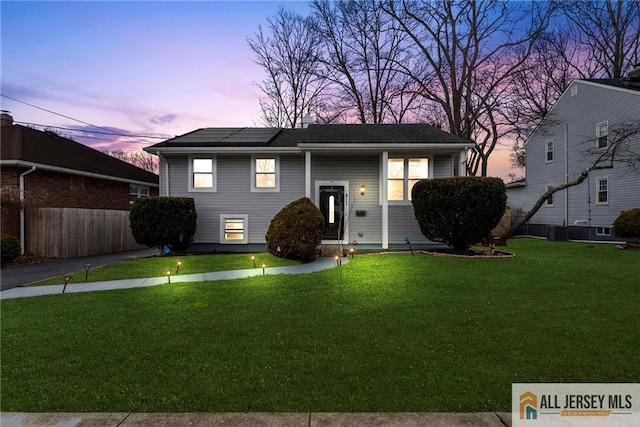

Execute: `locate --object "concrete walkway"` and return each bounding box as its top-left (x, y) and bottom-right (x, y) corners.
top-left (0, 411), bottom-right (513, 426)
top-left (0, 257), bottom-right (348, 300)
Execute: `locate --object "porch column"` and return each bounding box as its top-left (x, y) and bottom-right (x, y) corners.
top-left (382, 151), bottom-right (389, 249)
top-left (460, 149), bottom-right (468, 177)
top-left (305, 151), bottom-right (311, 198)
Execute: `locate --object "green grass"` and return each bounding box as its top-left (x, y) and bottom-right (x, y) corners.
top-left (1, 239), bottom-right (638, 412)
top-left (30, 253), bottom-right (299, 285)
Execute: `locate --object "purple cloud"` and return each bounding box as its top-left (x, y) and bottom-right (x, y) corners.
top-left (149, 114), bottom-right (177, 125)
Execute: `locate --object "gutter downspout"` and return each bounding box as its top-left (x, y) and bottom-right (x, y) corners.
top-left (19, 166), bottom-right (36, 255)
top-left (156, 152), bottom-right (169, 196)
top-left (564, 123), bottom-right (569, 227)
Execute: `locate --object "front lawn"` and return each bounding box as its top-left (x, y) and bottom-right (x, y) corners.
top-left (30, 252), bottom-right (299, 285)
top-left (1, 238), bottom-right (638, 412)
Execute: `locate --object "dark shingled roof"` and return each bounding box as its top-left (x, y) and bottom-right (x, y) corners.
top-left (149, 127), bottom-right (281, 148)
top-left (1, 124), bottom-right (159, 185)
top-left (146, 123), bottom-right (472, 149)
top-left (270, 123), bottom-right (472, 146)
top-left (583, 78), bottom-right (640, 92)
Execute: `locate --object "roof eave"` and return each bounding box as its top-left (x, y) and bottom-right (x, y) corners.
top-left (0, 160), bottom-right (159, 187)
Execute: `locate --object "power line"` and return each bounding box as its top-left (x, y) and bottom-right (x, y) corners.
top-left (14, 121), bottom-right (167, 140)
top-left (1, 94), bottom-right (167, 140)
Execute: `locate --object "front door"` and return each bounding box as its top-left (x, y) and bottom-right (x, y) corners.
top-left (319, 185), bottom-right (345, 240)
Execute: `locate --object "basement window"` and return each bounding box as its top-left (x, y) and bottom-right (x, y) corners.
top-left (220, 215), bottom-right (248, 244)
top-left (595, 227), bottom-right (611, 236)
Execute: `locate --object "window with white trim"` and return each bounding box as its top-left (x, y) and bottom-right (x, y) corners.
top-left (189, 157), bottom-right (216, 191)
top-left (220, 215), bottom-right (248, 244)
top-left (545, 140), bottom-right (554, 163)
top-left (545, 185), bottom-right (554, 206)
top-left (251, 156), bottom-right (279, 192)
top-left (387, 157), bottom-right (429, 202)
top-left (596, 177), bottom-right (609, 205)
top-left (596, 227), bottom-right (611, 236)
top-left (596, 121), bottom-right (609, 149)
top-left (129, 185), bottom-right (150, 203)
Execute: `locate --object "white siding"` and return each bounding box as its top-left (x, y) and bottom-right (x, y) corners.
top-left (508, 81), bottom-right (640, 232)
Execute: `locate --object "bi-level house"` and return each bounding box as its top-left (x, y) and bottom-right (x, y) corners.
top-left (145, 123), bottom-right (473, 251)
top-left (506, 72), bottom-right (640, 241)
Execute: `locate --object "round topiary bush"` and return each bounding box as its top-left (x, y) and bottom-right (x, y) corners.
top-left (412, 176), bottom-right (506, 252)
top-left (613, 208), bottom-right (640, 240)
top-left (1, 234), bottom-right (21, 265)
top-left (265, 197), bottom-right (325, 262)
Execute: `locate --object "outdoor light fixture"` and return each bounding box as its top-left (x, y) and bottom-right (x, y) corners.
top-left (63, 275), bottom-right (72, 294)
top-left (176, 260), bottom-right (182, 274)
top-left (334, 255), bottom-right (341, 266)
top-left (251, 255), bottom-right (256, 268)
top-left (360, 185), bottom-right (366, 196)
top-left (349, 247), bottom-right (355, 258)
top-left (166, 270), bottom-right (171, 284)
top-left (262, 263), bottom-right (266, 276)
top-left (83, 264), bottom-right (91, 282)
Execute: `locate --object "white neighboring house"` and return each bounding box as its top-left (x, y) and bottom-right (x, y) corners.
top-left (506, 73), bottom-right (640, 241)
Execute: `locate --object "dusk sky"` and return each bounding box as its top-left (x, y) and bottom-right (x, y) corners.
top-left (1, 1), bottom-right (517, 179)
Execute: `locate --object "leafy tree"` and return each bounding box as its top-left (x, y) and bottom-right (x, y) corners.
top-left (129, 197), bottom-right (197, 253)
top-left (412, 177), bottom-right (506, 252)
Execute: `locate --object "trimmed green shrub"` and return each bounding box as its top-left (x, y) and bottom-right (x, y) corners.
top-left (613, 208), bottom-right (640, 239)
top-left (129, 197), bottom-right (197, 253)
top-left (265, 197), bottom-right (325, 262)
top-left (1, 234), bottom-right (21, 265)
top-left (412, 177), bottom-right (507, 252)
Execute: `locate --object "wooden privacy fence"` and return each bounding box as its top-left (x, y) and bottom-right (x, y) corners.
top-left (26, 207), bottom-right (144, 258)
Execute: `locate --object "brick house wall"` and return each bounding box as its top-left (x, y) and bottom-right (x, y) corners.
top-left (1, 166), bottom-right (159, 239)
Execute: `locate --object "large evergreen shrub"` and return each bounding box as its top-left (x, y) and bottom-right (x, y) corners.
top-left (265, 197), bottom-right (325, 262)
top-left (613, 208), bottom-right (640, 240)
top-left (129, 197), bottom-right (197, 253)
top-left (1, 234), bottom-right (21, 265)
top-left (412, 177), bottom-right (506, 252)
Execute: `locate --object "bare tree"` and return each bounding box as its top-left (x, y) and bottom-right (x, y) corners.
top-left (506, 30), bottom-right (583, 168)
top-left (104, 150), bottom-right (159, 174)
top-left (248, 7), bottom-right (327, 128)
top-left (383, 0), bottom-right (555, 176)
top-left (502, 119), bottom-right (640, 239)
top-left (561, 0), bottom-right (640, 79)
top-left (311, 0), bottom-right (417, 123)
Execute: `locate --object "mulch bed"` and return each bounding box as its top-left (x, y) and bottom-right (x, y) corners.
top-left (420, 248), bottom-right (515, 258)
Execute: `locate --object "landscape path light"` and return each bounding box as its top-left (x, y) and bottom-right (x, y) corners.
top-left (404, 235), bottom-right (414, 256)
top-left (166, 270), bottom-right (171, 284)
top-left (63, 275), bottom-right (72, 294)
top-left (83, 264), bottom-right (91, 282)
top-left (262, 263), bottom-right (266, 276)
top-left (176, 260), bottom-right (182, 274)
top-left (349, 247), bottom-right (355, 258)
top-left (251, 255), bottom-right (256, 268)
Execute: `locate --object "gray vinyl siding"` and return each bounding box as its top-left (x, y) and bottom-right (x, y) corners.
top-left (165, 155), bottom-right (304, 244)
top-left (508, 80), bottom-right (640, 234)
top-left (387, 155), bottom-right (455, 243)
top-left (311, 155), bottom-right (382, 244)
top-left (433, 155), bottom-right (453, 178)
top-left (164, 150), bottom-right (469, 245)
